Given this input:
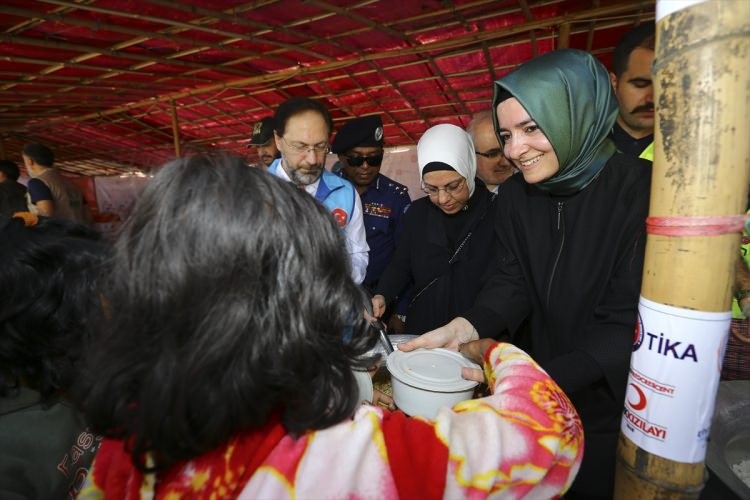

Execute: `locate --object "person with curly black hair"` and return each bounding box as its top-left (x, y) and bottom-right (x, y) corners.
top-left (0, 213), bottom-right (107, 499)
top-left (76, 153), bottom-right (582, 498)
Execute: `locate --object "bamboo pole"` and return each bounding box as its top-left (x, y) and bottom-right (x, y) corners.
top-left (558, 22), bottom-right (571, 49)
top-left (170, 100), bottom-right (181, 158)
top-left (614, 0), bottom-right (750, 497)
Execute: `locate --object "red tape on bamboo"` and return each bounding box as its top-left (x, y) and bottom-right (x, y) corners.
top-left (646, 215), bottom-right (748, 236)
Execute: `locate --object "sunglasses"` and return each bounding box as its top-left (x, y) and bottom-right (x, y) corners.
top-left (343, 153), bottom-right (383, 167)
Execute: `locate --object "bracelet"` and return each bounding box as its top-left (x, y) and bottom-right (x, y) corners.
top-left (736, 289), bottom-right (750, 302)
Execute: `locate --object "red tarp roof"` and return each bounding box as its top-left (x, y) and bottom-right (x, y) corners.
top-left (0, 0), bottom-right (655, 176)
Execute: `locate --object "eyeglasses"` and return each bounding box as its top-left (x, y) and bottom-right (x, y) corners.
top-left (343, 153), bottom-right (383, 167)
top-left (280, 136), bottom-right (329, 155)
top-left (475, 148), bottom-right (504, 159)
top-left (421, 177), bottom-right (466, 197)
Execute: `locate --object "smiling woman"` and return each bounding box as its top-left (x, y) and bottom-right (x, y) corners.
top-left (496, 98), bottom-right (560, 184)
top-left (407, 49), bottom-right (653, 497)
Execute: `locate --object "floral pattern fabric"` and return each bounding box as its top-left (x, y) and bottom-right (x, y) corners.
top-left (78, 342), bottom-right (583, 499)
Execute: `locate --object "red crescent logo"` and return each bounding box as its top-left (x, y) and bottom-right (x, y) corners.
top-left (331, 208), bottom-right (347, 227)
top-left (627, 383), bottom-right (647, 411)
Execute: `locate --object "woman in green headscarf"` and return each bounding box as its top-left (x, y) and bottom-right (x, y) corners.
top-left (399, 49), bottom-right (652, 498)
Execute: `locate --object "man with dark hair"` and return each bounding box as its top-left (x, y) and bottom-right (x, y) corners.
top-left (268, 97), bottom-right (368, 284)
top-left (331, 115), bottom-right (411, 292)
top-left (466, 110), bottom-right (516, 195)
top-left (0, 159), bottom-right (27, 219)
top-left (246, 116), bottom-right (280, 169)
top-left (609, 23), bottom-right (656, 158)
top-left (22, 143), bottom-right (92, 224)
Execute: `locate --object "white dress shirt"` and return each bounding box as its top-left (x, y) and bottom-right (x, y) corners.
top-left (272, 164), bottom-right (369, 284)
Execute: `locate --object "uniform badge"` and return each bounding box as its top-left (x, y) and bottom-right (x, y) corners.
top-left (332, 208), bottom-right (348, 227)
top-left (374, 126), bottom-right (384, 142)
top-left (364, 202), bottom-right (391, 218)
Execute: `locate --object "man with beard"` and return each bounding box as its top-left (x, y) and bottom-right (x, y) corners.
top-left (609, 23), bottom-right (655, 158)
top-left (331, 115), bottom-right (411, 293)
top-left (246, 117), bottom-right (280, 170)
top-left (267, 97), bottom-right (368, 284)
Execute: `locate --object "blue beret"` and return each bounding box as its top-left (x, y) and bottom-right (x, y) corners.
top-left (331, 115), bottom-right (384, 154)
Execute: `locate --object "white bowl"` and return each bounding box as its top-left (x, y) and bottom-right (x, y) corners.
top-left (352, 368), bottom-right (373, 405)
top-left (386, 348), bottom-right (479, 419)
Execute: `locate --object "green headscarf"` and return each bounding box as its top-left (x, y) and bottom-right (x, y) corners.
top-left (492, 49), bottom-right (617, 195)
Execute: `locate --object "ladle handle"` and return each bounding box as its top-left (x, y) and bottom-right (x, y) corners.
top-left (374, 320), bottom-right (394, 354)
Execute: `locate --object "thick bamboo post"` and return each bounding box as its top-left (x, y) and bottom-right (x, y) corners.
top-left (170, 99), bottom-right (181, 158)
top-left (614, 0), bottom-right (750, 498)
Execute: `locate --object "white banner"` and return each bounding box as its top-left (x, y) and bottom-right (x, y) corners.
top-left (621, 296), bottom-right (730, 463)
top-left (93, 175), bottom-right (149, 239)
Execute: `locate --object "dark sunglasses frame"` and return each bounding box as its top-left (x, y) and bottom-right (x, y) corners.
top-left (343, 153), bottom-right (384, 167)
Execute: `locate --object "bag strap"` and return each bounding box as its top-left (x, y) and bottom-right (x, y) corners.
top-left (409, 199), bottom-right (493, 306)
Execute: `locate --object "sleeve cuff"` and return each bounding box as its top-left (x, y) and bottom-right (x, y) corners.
top-left (464, 305), bottom-right (507, 339)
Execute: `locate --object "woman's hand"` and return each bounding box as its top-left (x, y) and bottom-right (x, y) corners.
top-left (458, 338), bottom-right (497, 382)
top-left (371, 295), bottom-right (386, 319)
top-left (398, 316), bottom-right (479, 352)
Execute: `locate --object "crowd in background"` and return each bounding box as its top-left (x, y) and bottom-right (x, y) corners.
top-left (1, 21), bottom-right (747, 499)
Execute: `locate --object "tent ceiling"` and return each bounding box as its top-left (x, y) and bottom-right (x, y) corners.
top-left (0, 0), bottom-right (655, 176)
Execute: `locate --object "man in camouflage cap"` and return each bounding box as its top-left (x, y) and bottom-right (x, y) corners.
top-left (331, 115), bottom-right (411, 294)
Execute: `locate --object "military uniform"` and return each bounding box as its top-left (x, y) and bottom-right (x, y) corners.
top-left (346, 172), bottom-right (411, 288)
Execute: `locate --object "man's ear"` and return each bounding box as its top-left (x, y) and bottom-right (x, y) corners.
top-left (609, 71), bottom-right (618, 91)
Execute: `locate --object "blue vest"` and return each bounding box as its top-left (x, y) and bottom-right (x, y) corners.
top-left (268, 160), bottom-right (356, 228)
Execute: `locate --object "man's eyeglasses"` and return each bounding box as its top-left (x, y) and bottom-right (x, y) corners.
top-left (280, 136), bottom-right (329, 155)
top-left (475, 148), bottom-right (504, 159)
top-left (343, 153), bottom-right (383, 167)
top-left (421, 177), bottom-right (466, 197)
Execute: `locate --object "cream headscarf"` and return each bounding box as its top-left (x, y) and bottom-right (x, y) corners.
top-left (417, 123), bottom-right (476, 197)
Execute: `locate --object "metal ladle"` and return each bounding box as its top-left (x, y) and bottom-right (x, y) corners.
top-left (371, 318), bottom-right (394, 355)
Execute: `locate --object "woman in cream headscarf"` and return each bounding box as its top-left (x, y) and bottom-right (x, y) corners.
top-left (371, 123), bottom-right (498, 336)
top-left (401, 49), bottom-right (652, 498)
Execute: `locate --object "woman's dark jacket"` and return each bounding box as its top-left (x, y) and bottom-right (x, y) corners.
top-left (375, 180), bottom-right (496, 336)
top-left (465, 153), bottom-right (651, 494)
